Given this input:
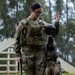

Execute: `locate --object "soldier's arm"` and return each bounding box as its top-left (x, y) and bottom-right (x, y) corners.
top-left (15, 23), bottom-right (22, 57)
top-left (54, 21), bottom-right (59, 36)
top-left (15, 19), bottom-right (28, 57)
top-left (43, 21), bottom-right (59, 37)
top-left (44, 13), bottom-right (60, 37)
top-left (54, 12), bottom-right (60, 36)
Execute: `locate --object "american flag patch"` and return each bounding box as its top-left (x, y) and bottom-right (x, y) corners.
top-left (17, 24), bottom-right (22, 30)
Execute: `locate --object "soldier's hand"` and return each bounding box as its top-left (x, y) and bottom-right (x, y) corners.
top-left (55, 12), bottom-right (60, 22)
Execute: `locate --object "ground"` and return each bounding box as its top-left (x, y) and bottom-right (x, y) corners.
top-left (0, 73), bottom-right (75, 75)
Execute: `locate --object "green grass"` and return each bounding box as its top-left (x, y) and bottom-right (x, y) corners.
top-left (63, 73), bottom-right (75, 75)
top-left (0, 73), bottom-right (75, 75)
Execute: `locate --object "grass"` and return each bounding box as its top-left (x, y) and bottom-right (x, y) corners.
top-left (63, 73), bottom-right (75, 75)
top-left (0, 73), bottom-right (75, 75)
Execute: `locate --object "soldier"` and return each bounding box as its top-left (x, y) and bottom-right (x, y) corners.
top-left (15, 2), bottom-right (60, 75)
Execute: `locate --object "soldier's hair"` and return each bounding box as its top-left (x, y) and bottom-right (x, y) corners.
top-left (30, 2), bottom-right (42, 11)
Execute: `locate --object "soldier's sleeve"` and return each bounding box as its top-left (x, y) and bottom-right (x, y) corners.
top-left (54, 21), bottom-right (59, 36)
top-left (14, 22), bottom-right (22, 57)
top-left (14, 19), bottom-right (28, 57)
top-left (42, 20), bottom-right (59, 37)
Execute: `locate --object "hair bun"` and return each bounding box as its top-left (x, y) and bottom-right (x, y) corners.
top-left (30, 2), bottom-right (42, 11)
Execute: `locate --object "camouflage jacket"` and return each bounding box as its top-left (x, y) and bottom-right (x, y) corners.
top-left (14, 16), bottom-right (59, 57)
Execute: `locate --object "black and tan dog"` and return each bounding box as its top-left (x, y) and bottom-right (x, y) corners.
top-left (45, 35), bottom-right (62, 75)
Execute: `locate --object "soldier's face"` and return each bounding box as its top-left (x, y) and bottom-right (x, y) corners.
top-left (31, 8), bottom-right (42, 20)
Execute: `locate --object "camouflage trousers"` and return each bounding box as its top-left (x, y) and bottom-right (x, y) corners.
top-left (22, 45), bottom-right (46, 75)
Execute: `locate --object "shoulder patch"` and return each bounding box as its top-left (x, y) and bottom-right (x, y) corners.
top-left (17, 23), bottom-right (22, 30)
top-left (16, 18), bottom-right (28, 30)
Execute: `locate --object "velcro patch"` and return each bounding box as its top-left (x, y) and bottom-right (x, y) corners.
top-left (17, 24), bottom-right (22, 30)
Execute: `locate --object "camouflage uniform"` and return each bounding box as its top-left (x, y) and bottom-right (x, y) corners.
top-left (15, 16), bottom-right (59, 75)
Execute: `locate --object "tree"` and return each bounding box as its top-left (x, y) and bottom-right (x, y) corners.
top-left (54, 0), bottom-right (63, 16)
top-left (0, 0), bottom-right (9, 38)
top-left (23, 0), bottom-right (35, 17)
top-left (71, 0), bottom-right (75, 9)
